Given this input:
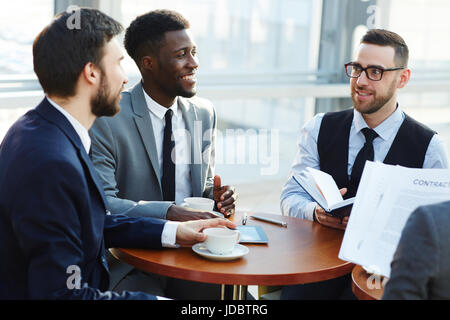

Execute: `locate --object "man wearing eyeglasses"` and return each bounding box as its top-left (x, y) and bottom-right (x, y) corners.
top-left (280, 29), bottom-right (448, 300)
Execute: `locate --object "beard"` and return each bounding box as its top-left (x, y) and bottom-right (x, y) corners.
top-left (91, 72), bottom-right (122, 117)
top-left (351, 79), bottom-right (397, 115)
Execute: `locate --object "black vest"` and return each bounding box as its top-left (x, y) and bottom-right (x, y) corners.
top-left (317, 109), bottom-right (436, 198)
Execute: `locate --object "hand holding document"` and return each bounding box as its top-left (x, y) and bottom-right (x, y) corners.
top-left (339, 161), bottom-right (450, 278)
top-left (292, 167), bottom-right (355, 214)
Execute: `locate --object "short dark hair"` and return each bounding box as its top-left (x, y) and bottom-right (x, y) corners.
top-left (124, 9), bottom-right (190, 65)
top-left (33, 8), bottom-right (123, 97)
top-left (361, 29), bottom-right (409, 67)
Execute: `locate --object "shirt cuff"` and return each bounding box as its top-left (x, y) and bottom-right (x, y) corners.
top-left (161, 221), bottom-right (180, 248)
top-left (305, 202), bottom-right (318, 221)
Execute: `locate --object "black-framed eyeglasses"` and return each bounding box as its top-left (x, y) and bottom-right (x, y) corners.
top-left (345, 62), bottom-right (405, 81)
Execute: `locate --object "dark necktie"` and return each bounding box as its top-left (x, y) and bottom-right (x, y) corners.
top-left (349, 128), bottom-right (379, 196)
top-left (161, 109), bottom-right (175, 201)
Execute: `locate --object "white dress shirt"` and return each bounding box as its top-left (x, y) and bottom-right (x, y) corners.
top-left (47, 97), bottom-right (179, 248)
top-left (143, 89), bottom-right (192, 205)
top-left (280, 107), bottom-right (449, 221)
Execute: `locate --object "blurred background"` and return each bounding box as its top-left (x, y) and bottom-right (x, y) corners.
top-left (1, 0), bottom-right (449, 214)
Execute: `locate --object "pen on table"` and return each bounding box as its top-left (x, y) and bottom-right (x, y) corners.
top-left (251, 215), bottom-right (287, 228)
top-left (242, 212), bottom-right (248, 225)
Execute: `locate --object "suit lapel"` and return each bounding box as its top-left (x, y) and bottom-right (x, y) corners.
top-left (128, 84), bottom-right (204, 197)
top-left (35, 98), bottom-right (108, 208)
top-left (178, 98), bottom-right (203, 197)
top-left (130, 83), bottom-right (162, 189)
top-left (79, 149), bottom-right (109, 207)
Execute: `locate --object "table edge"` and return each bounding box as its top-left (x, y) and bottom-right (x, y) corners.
top-left (351, 265), bottom-right (383, 300)
top-left (110, 247), bottom-right (355, 286)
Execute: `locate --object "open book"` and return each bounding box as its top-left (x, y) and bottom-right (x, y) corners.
top-left (292, 167), bottom-right (355, 213)
top-left (339, 161), bottom-right (450, 278)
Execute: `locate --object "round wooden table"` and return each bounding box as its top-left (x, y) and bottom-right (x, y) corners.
top-left (351, 265), bottom-right (386, 300)
top-left (110, 212), bottom-right (354, 298)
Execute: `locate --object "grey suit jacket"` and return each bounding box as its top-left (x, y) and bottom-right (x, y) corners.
top-left (90, 81), bottom-right (217, 220)
top-left (90, 82), bottom-right (217, 290)
top-left (383, 200), bottom-right (450, 300)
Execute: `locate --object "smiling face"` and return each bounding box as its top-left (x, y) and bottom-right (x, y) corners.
top-left (150, 29), bottom-right (199, 106)
top-left (350, 43), bottom-right (402, 116)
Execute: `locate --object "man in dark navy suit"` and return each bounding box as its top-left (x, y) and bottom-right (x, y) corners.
top-left (0, 8), bottom-right (234, 300)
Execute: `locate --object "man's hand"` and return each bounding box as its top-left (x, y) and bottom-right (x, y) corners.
top-left (314, 188), bottom-right (349, 230)
top-left (166, 205), bottom-right (219, 222)
top-left (176, 218), bottom-right (237, 246)
top-left (213, 175), bottom-right (237, 217)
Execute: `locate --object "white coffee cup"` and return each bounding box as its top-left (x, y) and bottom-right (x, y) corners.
top-left (203, 228), bottom-right (240, 255)
top-left (182, 197), bottom-right (215, 211)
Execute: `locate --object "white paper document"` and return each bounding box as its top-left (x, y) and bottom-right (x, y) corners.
top-left (339, 161), bottom-right (450, 278)
top-left (293, 167), bottom-right (355, 212)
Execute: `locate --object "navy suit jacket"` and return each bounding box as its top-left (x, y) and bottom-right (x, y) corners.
top-left (0, 98), bottom-right (166, 299)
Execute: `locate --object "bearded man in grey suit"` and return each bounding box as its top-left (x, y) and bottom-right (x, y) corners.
top-left (383, 200), bottom-right (450, 300)
top-left (90, 10), bottom-right (238, 299)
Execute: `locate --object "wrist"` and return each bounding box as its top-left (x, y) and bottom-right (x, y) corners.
top-left (166, 204), bottom-right (178, 221)
top-left (161, 221), bottom-right (180, 248)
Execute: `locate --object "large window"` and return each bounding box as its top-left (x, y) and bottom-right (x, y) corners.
top-left (120, 0), bottom-right (321, 76)
top-left (0, 0), bottom-right (448, 214)
top-left (386, 0), bottom-right (450, 153)
top-left (119, 0), bottom-right (322, 213)
top-left (0, 0), bottom-right (53, 75)
top-left (0, 0), bottom-right (53, 139)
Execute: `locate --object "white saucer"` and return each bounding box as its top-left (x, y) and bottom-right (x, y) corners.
top-left (192, 243), bottom-right (249, 261)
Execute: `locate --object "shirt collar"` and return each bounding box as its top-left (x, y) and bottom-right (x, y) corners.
top-left (353, 104), bottom-right (404, 141)
top-left (142, 88), bottom-right (179, 119)
top-left (46, 97), bottom-right (91, 154)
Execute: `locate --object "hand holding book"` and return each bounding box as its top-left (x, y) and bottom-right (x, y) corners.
top-left (314, 188), bottom-right (350, 230)
top-left (292, 167), bottom-right (355, 219)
